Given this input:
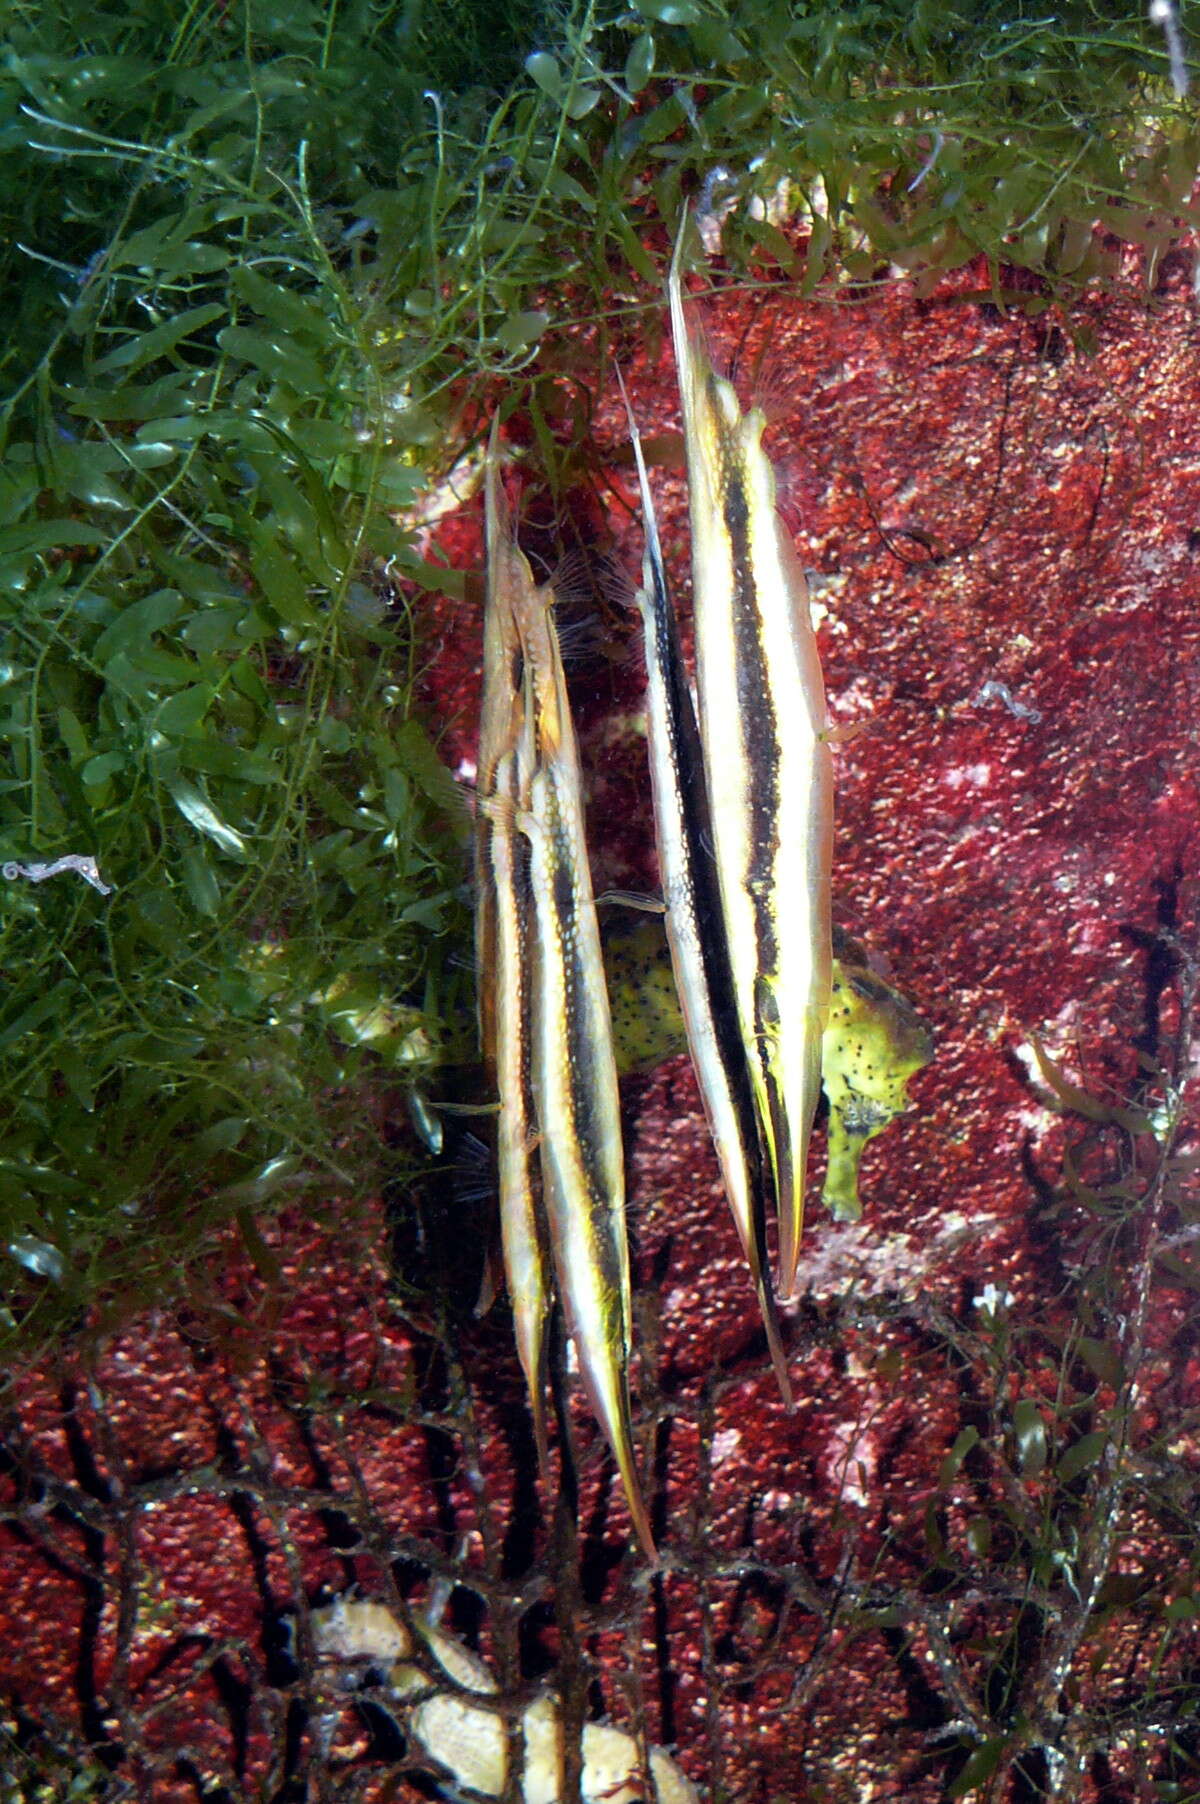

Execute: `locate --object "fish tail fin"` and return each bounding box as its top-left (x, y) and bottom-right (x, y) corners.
top-left (668, 211), bottom-right (707, 419)
top-left (669, 205), bottom-right (691, 325)
top-left (484, 418), bottom-right (540, 601)
top-left (484, 415), bottom-right (506, 571)
top-left (484, 416), bottom-right (533, 610)
top-left (820, 1109), bottom-right (866, 1225)
top-left (614, 363), bottom-right (670, 616)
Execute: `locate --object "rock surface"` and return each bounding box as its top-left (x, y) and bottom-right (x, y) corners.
top-left (3, 240), bottom-right (1200, 1802)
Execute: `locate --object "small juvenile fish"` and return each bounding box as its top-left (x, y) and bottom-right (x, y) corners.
top-left (668, 218), bottom-right (834, 1302)
top-left (3, 854), bottom-right (112, 895)
top-left (604, 913), bottom-right (692, 1075)
top-left (507, 563), bottom-right (657, 1564)
top-left (477, 430), bottom-right (552, 1469)
top-left (819, 953), bottom-right (935, 1223)
top-left (617, 368), bottom-right (793, 1407)
top-left (603, 911), bottom-right (933, 1234)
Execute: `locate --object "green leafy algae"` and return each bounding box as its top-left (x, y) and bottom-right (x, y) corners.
top-left (0, 0), bottom-right (1186, 1354)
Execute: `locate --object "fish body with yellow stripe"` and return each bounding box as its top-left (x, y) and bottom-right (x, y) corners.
top-left (507, 568), bottom-right (657, 1564)
top-left (669, 223), bottom-right (834, 1303)
top-left (476, 420), bottom-right (534, 1055)
top-left (617, 369), bottom-right (793, 1407)
top-left (477, 430), bottom-right (552, 1469)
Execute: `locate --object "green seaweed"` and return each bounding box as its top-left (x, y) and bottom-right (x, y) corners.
top-left (0, 0), bottom-right (1191, 1357)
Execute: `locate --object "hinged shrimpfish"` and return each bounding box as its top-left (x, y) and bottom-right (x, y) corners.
top-left (476, 420), bottom-right (552, 1471)
top-left (617, 365), bottom-right (793, 1407)
top-left (479, 434), bottom-right (656, 1563)
top-left (668, 218), bottom-right (834, 1302)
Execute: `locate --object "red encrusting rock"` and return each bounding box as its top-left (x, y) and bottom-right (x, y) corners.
top-left (4, 235), bottom-right (1200, 1800)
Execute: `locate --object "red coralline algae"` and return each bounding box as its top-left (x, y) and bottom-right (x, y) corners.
top-left (4, 239), bottom-right (1200, 1801)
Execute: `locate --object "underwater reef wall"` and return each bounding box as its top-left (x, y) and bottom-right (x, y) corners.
top-left (4, 239), bottom-right (1200, 1801)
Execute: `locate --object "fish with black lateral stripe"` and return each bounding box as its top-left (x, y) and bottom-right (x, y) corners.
top-left (482, 448), bottom-right (656, 1562)
top-left (668, 217), bottom-right (834, 1303)
top-left (616, 365), bottom-right (793, 1407)
top-left (476, 422), bottom-right (552, 1470)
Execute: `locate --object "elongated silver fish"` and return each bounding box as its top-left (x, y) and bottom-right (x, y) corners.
top-left (476, 419), bottom-right (523, 1056)
top-left (669, 219), bottom-right (834, 1302)
top-left (509, 566), bottom-right (657, 1564)
top-left (617, 367), bottom-right (793, 1407)
top-left (478, 429), bottom-right (551, 1469)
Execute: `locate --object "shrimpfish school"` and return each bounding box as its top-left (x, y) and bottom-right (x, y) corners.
top-left (473, 212), bottom-right (931, 1561)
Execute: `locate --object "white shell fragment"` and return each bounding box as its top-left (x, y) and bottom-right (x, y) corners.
top-left (311, 1594), bottom-right (700, 1804)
